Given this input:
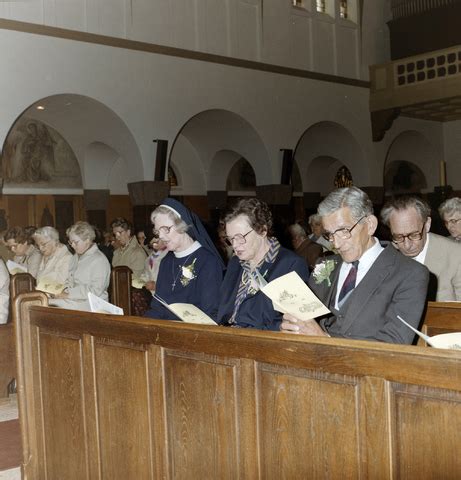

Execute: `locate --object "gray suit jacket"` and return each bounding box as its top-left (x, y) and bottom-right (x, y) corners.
top-left (424, 233), bottom-right (461, 301)
top-left (309, 245), bottom-right (429, 344)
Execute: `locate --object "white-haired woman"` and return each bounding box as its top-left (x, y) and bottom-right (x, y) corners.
top-left (144, 198), bottom-right (224, 321)
top-left (50, 221), bottom-right (111, 311)
top-left (33, 226), bottom-right (72, 286)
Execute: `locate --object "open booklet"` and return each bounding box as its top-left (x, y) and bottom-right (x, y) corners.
top-left (260, 271), bottom-right (330, 320)
top-left (36, 278), bottom-right (65, 295)
top-left (6, 260), bottom-right (27, 275)
top-left (88, 292), bottom-right (124, 315)
top-left (153, 294), bottom-right (217, 325)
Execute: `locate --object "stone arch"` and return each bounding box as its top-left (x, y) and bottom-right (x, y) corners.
top-left (293, 121), bottom-right (365, 195)
top-left (170, 109), bottom-right (269, 194)
top-left (383, 130), bottom-right (436, 195)
top-left (1, 93), bottom-right (142, 194)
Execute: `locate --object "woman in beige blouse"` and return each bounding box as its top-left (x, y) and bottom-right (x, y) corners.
top-left (5, 226), bottom-right (42, 278)
top-left (33, 226), bottom-right (72, 287)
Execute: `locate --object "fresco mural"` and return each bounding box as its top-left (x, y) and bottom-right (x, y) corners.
top-left (1, 117), bottom-right (82, 189)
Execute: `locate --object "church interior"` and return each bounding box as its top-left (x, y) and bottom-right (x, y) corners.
top-left (1, 0), bottom-right (461, 478)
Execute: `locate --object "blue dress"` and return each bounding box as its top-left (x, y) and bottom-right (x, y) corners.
top-left (144, 243), bottom-right (223, 321)
top-left (217, 247), bottom-right (310, 330)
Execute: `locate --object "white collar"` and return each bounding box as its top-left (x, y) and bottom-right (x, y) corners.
top-left (174, 240), bottom-right (201, 258)
top-left (413, 232), bottom-right (430, 264)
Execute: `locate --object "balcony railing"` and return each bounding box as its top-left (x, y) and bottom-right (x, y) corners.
top-left (391, 0), bottom-right (460, 20)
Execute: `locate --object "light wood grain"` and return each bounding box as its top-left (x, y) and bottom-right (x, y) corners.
top-left (13, 294), bottom-right (461, 479)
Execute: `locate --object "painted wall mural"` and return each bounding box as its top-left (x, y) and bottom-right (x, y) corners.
top-left (1, 117), bottom-right (82, 189)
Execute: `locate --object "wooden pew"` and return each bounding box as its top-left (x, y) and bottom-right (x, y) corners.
top-left (110, 265), bottom-right (132, 315)
top-left (421, 301), bottom-right (461, 337)
top-left (0, 273), bottom-right (36, 398)
top-left (13, 293), bottom-right (461, 479)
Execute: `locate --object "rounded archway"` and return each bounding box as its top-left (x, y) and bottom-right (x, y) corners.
top-left (293, 121), bottom-right (364, 194)
top-left (1, 93), bottom-right (142, 194)
top-left (383, 130), bottom-right (437, 195)
top-left (169, 109), bottom-right (269, 195)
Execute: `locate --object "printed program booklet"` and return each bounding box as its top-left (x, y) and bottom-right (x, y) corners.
top-left (88, 292), bottom-right (124, 315)
top-left (153, 294), bottom-right (217, 325)
top-left (260, 271), bottom-right (330, 320)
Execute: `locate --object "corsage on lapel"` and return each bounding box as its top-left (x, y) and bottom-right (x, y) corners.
top-left (312, 259), bottom-right (336, 287)
top-left (180, 258), bottom-right (197, 286)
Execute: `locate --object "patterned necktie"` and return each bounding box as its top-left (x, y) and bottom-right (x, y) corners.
top-left (338, 260), bottom-right (359, 309)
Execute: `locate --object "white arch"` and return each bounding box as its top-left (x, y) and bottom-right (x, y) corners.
top-left (2, 93), bottom-right (143, 194)
top-left (170, 109), bottom-right (270, 194)
top-left (294, 121), bottom-right (365, 193)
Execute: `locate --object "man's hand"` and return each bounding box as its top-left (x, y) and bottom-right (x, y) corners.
top-left (280, 313), bottom-right (328, 336)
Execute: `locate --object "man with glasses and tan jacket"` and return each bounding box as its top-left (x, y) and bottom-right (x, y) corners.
top-left (381, 196), bottom-right (461, 302)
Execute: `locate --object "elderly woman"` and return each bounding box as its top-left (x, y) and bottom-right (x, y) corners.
top-left (111, 217), bottom-right (147, 280)
top-left (217, 198), bottom-right (310, 330)
top-left (33, 226), bottom-right (72, 286)
top-left (144, 198), bottom-right (224, 321)
top-left (140, 236), bottom-right (168, 293)
top-left (439, 197), bottom-right (461, 242)
top-left (5, 226), bottom-right (42, 277)
top-left (49, 221), bottom-right (111, 311)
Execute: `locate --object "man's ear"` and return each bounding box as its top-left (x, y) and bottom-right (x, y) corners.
top-left (425, 216), bottom-right (432, 232)
top-left (366, 215), bottom-right (378, 235)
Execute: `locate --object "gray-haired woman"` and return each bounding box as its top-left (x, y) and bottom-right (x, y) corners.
top-left (33, 226), bottom-right (72, 286)
top-left (50, 221), bottom-right (111, 311)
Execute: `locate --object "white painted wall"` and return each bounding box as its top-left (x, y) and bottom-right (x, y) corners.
top-left (0, 0), bottom-right (364, 80)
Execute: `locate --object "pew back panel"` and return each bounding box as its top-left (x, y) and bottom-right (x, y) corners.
top-left (14, 294), bottom-right (461, 479)
top-left (420, 301), bottom-right (461, 344)
top-left (110, 266), bottom-right (132, 315)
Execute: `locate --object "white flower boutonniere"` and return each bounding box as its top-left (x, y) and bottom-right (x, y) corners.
top-left (180, 258), bottom-right (197, 286)
top-left (312, 259), bottom-right (336, 287)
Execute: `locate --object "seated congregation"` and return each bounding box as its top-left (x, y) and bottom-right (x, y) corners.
top-left (2, 188), bottom-right (461, 346)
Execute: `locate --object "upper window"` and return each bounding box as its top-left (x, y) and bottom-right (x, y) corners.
top-left (339, 0), bottom-right (348, 19)
top-left (316, 0), bottom-right (326, 13)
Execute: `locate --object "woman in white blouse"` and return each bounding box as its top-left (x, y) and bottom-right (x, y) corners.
top-left (33, 226), bottom-right (72, 286)
top-left (50, 221), bottom-right (111, 311)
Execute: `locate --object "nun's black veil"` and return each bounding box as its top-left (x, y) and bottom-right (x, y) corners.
top-left (160, 198), bottom-right (225, 269)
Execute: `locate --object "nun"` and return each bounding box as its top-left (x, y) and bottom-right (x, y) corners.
top-left (144, 198), bottom-right (224, 321)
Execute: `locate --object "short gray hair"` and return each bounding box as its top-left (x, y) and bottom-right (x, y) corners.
top-left (439, 197), bottom-right (461, 219)
top-left (381, 196), bottom-right (431, 226)
top-left (66, 221), bottom-right (96, 242)
top-left (308, 214), bottom-right (322, 227)
top-left (318, 187), bottom-right (373, 221)
top-left (150, 206), bottom-right (189, 234)
top-left (288, 223), bottom-right (307, 239)
top-left (33, 226), bottom-right (60, 243)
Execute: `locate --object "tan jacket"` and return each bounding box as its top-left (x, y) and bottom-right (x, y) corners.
top-left (112, 236), bottom-right (147, 279)
top-left (424, 233), bottom-right (461, 301)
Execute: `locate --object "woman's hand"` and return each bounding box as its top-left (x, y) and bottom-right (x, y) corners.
top-left (144, 281), bottom-right (156, 291)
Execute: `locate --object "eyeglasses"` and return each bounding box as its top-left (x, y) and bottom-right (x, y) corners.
top-left (445, 218), bottom-right (461, 227)
top-left (322, 217), bottom-right (365, 242)
top-left (391, 224), bottom-right (426, 244)
top-left (152, 225), bottom-right (174, 237)
top-left (225, 229), bottom-right (254, 246)
top-left (68, 238), bottom-right (83, 247)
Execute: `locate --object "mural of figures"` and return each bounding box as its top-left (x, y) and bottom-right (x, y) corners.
top-left (1, 117), bottom-right (82, 189)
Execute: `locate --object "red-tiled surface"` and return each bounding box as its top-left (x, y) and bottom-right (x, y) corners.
top-left (0, 419), bottom-right (21, 471)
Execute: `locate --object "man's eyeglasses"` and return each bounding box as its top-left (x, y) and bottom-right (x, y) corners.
top-left (152, 225), bottom-right (174, 237)
top-left (445, 218), bottom-right (461, 227)
top-left (322, 217), bottom-right (365, 242)
top-left (391, 224), bottom-right (425, 244)
top-left (225, 229), bottom-right (254, 246)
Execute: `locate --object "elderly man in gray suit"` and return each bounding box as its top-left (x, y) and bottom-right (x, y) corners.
top-left (381, 196), bottom-right (461, 302)
top-left (281, 187), bottom-right (429, 344)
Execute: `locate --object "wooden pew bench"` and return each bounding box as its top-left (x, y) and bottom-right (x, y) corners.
top-left (13, 292), bottom-right (461, 479)
top-left (0, 273), bottom-right (36, 398)
top-left (421, 301), bottom-right (461, 337)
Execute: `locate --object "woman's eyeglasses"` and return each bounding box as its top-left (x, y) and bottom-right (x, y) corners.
top-left (225, 229), bottom-right (254, 246)
top-left (152, 225), bottom-right (174, 237)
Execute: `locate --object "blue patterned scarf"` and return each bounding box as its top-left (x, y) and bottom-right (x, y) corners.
top-left (228, 237), bottom-right (281, 325)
